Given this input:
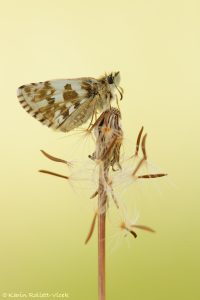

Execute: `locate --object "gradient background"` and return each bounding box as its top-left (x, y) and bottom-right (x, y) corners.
top-left (0, 0), bottom-right (199, 299)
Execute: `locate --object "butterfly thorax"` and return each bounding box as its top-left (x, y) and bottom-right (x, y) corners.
top-left (81, 77), bottom-right (114, 111)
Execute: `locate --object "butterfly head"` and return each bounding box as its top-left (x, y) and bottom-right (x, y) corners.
top-left (107, 71), bottom-right (123, 100)
top-left (107, 71), bottom-right (120, 85)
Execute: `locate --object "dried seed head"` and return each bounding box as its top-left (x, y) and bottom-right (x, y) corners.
top-left (88, 108), bottom-right (123, 213)
top-left (90, 108), bottom-right (123, 170)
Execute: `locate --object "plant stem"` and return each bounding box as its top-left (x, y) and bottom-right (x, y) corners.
top-left (98, 210), bottom-right (106, 300)
top-left (94, 108), bottom-right (122, 300)
top-left (98, 164), bottom-right (107, 300)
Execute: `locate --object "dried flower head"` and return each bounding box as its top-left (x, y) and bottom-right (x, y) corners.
top-left (38, 108), bottom-right (167, 244)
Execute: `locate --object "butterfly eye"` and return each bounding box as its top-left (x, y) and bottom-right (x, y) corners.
top-left (107, 74), bottom-right (114, 84)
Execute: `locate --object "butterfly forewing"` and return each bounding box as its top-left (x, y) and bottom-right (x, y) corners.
top-left (17, 78), bottom-right (98, 132)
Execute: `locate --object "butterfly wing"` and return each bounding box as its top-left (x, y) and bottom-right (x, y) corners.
top-left (17, 78), bottom-right (98, 132)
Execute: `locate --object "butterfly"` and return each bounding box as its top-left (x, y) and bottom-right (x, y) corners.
top-left (17, 72), bottom-right (123, 132)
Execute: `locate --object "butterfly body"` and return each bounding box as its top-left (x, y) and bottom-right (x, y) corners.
top-left (17, 72), bottom-right (122, 132)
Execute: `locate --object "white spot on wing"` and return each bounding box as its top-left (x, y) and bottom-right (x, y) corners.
top-left (56, 115), bottom-right (64, 124)
top-left (80, 99), bottom-right (86, 104)
top-left (69, 106), bottom-right (75, 115)
top-left (54, 110), bottom-right (61, 118)
top-left (66, 102), bottom-right (72, 108)
top-left (17, 88), bottom-right (22, 97)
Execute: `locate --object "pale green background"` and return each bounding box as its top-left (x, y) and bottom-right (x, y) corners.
top-left (0, 0), bottom-right (199, 299)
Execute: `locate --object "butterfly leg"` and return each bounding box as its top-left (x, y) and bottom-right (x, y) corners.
top-left (87, 97), bottom-right (98, 131)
